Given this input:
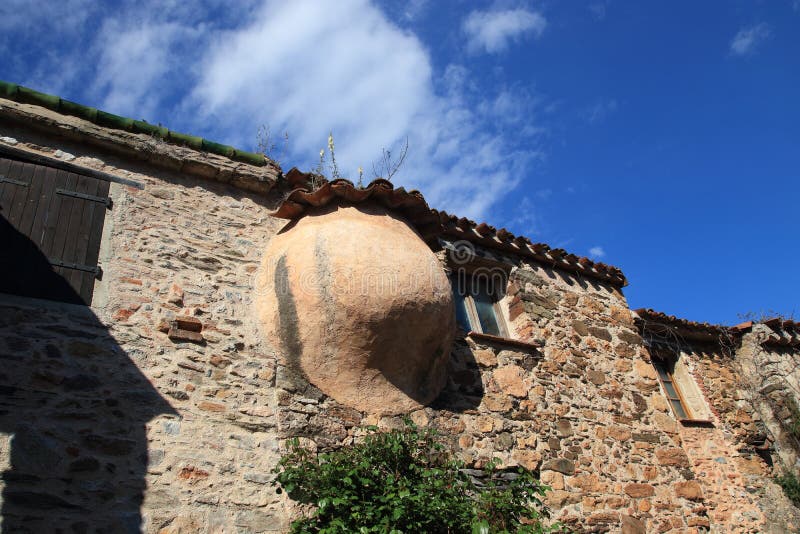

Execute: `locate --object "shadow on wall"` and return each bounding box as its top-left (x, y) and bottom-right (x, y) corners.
top-left (0, 215), bottom-right (176, 532)
top-left (431, 337), bottom-right (485, 412)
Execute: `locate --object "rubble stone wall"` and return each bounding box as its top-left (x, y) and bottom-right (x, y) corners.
top-left (0, 125), bottom-right (289, 533)
top-left (2, 113), bottom-right (800, 533)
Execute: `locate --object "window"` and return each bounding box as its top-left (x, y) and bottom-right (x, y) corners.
top-left (0, 154), bottom-right (110, 305)
top-left (450, 270), bottom-right (508, 337)
top-left (653, 358), bottom-right (690, 420)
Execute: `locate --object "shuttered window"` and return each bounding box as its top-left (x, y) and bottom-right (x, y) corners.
top-left (0, 155), bottom-right (110, 305)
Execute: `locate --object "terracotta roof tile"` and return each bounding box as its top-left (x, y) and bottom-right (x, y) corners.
top-left (733, 317), bottom-right (800, 348)
top-left (271, 170), bottom-right (628, 287)
top-left (435, 209), bottom-right (627, 286)
top-left (633, 308), bottom-right (732, 347)
top-left (634, 308), bottom-right (727, 334)
top-left (270, 169), bottom-right (442, 243)
top-left (635, 309), bottom-right (800, 349)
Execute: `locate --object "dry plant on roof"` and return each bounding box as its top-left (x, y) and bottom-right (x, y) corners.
top-left (373, 136), bottom-right (409, 182)
top-left (256, 124), bottom-right (290, 166)
top-left (306, 133), bottom-right (409, 190)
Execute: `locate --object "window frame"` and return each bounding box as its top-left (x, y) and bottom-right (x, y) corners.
top-left (653, 358), bottom-right (692, 420)
top-left (449, 266), bottom-right (510, 338)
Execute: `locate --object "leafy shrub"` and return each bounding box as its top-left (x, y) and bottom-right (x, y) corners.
top-left (272, 421), bottom-right (560, 533)
top-left (777, 471), bottom-right (800, 507)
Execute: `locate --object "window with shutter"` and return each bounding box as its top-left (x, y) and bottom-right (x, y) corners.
top-left (0, 155), bottom-right (110, 305)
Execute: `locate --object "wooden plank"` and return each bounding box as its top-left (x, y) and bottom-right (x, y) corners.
top-left (0, 160), bottom-right (25, 222)
top-left (0, 157), bottom-right (13, 215)
top-left (0, 143), bottom-right (144, 188)
top-left (44, 169), bottom-right (77, 279)
top-left (27, 164), bottom-right (58, 248)
top-left (80, 179), bottom-right (110, 302)
top-left (7, 162), bottom-right (36, 227)
top-left (68, 175), bottom-right (99, 291)
top-left (60, 173), bottom-right (92, 291)
top-left (16, 162), bottom-right (47, 239)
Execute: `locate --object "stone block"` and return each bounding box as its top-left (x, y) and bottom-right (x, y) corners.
top-left (674, 480), bottom-right (703, 501)
top-left (541, 458), bottom-right (575, 475)
top-left (492, 365), bottom-right (528, 398)
top-left (621, 515), bottom-right (647, 534)
top-left (624, 483), bottom-right (655, 498)
top-left (656, 448), bottom-right (690, 468)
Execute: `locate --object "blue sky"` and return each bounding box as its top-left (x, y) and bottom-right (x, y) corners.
top-left (1, 0), bottom-right (798, 324)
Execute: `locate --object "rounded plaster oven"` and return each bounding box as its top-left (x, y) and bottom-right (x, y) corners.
top-left (256, 176), bottom-right (454, 414)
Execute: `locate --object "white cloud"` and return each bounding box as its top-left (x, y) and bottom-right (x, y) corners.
top-left (588, 1), bottom-right (608, 21)
top-left (92, 21), bottom-right (205, 120)
top-left (0, 0), bottom-right (546, 221)
top-left (586, 98), bottom-right (617, 124)
top-left (188, 0), bottom-right (544, 219)
top-left (402, 0), bottom-right (429, 21)
top-left (730, 23), bottom-right (770, 56)
top-left (463, 8), bottom-right (546, 54)
top-left (589, 246), bottom-right (606, 259)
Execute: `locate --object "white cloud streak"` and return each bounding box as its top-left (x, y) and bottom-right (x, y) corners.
top-left (463, 8), bottom-right (546, 54)
top-left (730, 23), bottom-right (770, 56)
top-left (187, 0), bottom-right (543, 218)
top-left (589, 246), bottom-right (606, 259)
top-left (1, 0), bottom-right (546, 220)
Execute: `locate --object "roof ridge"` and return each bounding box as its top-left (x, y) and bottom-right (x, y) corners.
top-left (0, 81), bottom-right (267, 167)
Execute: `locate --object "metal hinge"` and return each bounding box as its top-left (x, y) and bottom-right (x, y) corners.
top-left (0, 175), bottom-right (29, 187)
top-left (56, 188), bottom-right (112, 208)
top-left (49, 259), bottom-right (102, 278)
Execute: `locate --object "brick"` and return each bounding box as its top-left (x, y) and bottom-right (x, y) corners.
top-left (174, 316), bottom-right (202, 332)
top-left (168, 327), bottom-right (204, 343)
top-left (197, 401), bottom-right (226, 412)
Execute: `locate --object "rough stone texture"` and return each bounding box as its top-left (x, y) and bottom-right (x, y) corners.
top-left (0, 121), bottom-right (288, 531)
top-left (256, 203), bottom-right (454, 415)
top-left (3, 108), bottom-right (800, 533)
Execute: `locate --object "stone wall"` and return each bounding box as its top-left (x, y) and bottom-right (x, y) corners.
top-left (736, 325), bottom-right (800, 472)
top-left (0, 117), bottom-right (289, 533)
top-left (3, 101), bottom-right (800, 533)
top-left (269, 253), bottom-right (782, 532)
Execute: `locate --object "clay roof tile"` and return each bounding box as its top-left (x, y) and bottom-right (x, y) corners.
top-left (271, 168), bottom-right (629, 286)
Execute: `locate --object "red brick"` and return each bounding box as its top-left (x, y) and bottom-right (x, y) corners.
top-left (113, 308), bottom-right (136, 322)
top-left (197, 401), bottom-right (225, 412)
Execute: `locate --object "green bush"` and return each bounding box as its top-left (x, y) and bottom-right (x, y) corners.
top-left (777, 471), bottom-right (800, 507)
top-left (272, 422), bottom-right (560, 533)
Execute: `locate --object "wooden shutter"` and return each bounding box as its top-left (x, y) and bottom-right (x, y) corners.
top-left (0, 156), bottom-right (110, 305)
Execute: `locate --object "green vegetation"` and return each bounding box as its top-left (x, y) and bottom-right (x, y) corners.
top-left (272, 421), bottom-right (560, 533)
top-left (776, 471), bottom-right (800, 507)
top-left (786, 397), bottom-right (800, 440)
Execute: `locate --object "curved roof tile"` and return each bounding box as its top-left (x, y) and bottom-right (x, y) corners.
top-left (272, 169), bottom-right (629, 287)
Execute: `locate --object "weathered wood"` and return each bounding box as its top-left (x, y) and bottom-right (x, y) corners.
top-left (81, 179), bottom-right (109, 299)
top-left (17, 162), bottom-right (46, 238)
top-left (0, 142), bottom-right (143, 188)
top-left (0, 156), bottom-right (109, 304)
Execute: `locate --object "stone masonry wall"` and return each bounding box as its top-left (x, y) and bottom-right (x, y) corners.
top-left (736, 325), bottom-right (800, 472)
top-left (0, 124), bottom-right (289, 533)
top-left (3, 110), bottom-right (800, 533)
top-left (675, 345), bottom-right (800, 533)
top-left (271, 252), bottom-right (780, 533)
